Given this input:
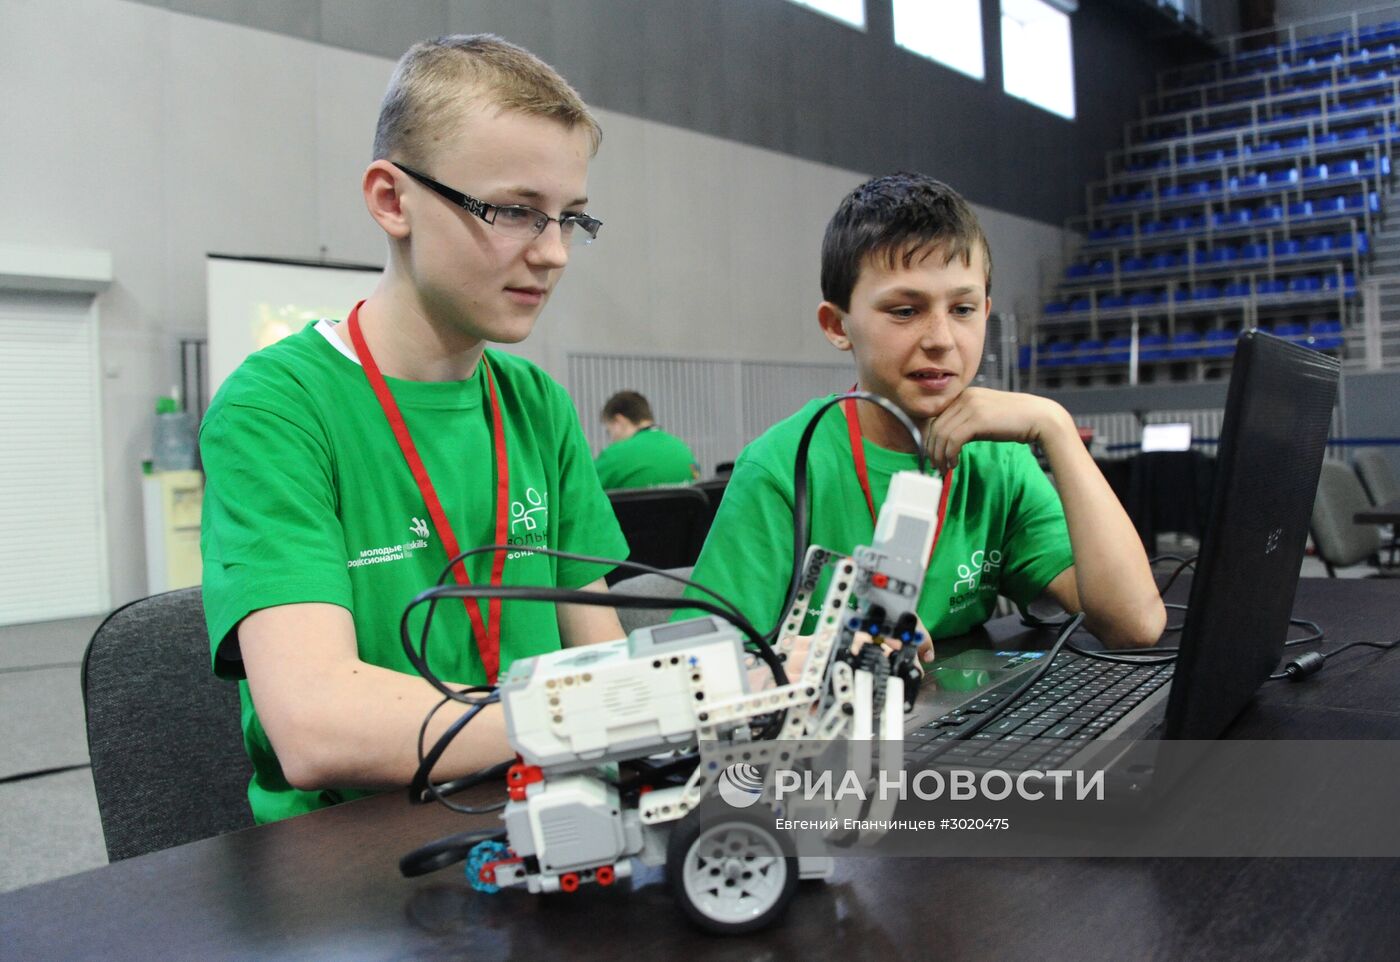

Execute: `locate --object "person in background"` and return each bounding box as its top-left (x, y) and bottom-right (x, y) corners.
top-left (594, 390), bottom-right (701, 489)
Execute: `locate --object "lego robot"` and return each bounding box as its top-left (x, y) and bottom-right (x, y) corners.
top-left (469, 469), bottom-right (942, 934)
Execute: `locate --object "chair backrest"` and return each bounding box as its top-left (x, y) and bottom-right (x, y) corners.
top-left (1310, 461), bottom-right (1382, 569)
top-left (605, 487), bottom-right (711, 585)
top-left (1354, 450), bottom-right (1400, 505)
top-left (609, 567), bottom-right (694, 635)
top-left (81, 588), bottom-right (253, 861)
top-left (693, 477), bottom-right (729, 538)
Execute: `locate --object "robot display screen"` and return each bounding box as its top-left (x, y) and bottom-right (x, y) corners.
top-left (649, 618), bottom-right (717, 644)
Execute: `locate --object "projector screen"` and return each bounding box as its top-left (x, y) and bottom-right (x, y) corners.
top-left (206, 255), bottom-right (381, 398)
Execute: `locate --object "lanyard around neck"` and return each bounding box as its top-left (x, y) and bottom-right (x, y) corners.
top-left (841, 393), bottom-right (952, 565)
top-left (347, 301), bottom-right (509, 684)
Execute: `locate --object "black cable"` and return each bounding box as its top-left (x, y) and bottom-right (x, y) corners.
top-left (411, 690), bottom-right (505, 813)
top-left (403, 583), bottom-right (784, 694)
top-left (399, 827), bottom-right (509, 878)
top-left (399, 548), bottom-right (775, 706)
top-left (1269, 638), bottom-right (1400, 681)
top-left (777, 391), bottom-right (930, 648)
top-left (954, 613), bottom-right (1086, 739)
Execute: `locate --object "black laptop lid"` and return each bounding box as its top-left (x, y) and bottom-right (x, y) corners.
top-left (1163, 331), bottom-right (1340, 740)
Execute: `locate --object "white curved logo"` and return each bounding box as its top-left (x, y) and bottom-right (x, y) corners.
top-left (716, 763), bottom-right (765, 808)
top-left (954, 548), bottom-right (1003, 592)
top-left (510, 487), bottom-right (547, 532)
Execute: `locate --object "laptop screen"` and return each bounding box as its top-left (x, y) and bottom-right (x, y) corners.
top-left (1163, 331), bottom-right (1339, 740)
top-left (1141, 422), bottom-right (1192, 452)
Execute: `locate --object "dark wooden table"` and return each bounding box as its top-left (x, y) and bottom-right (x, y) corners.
top-left (1355, 497), bottom-right (1400, 525)
top-left (5, 579), bottom-right (1400, 962)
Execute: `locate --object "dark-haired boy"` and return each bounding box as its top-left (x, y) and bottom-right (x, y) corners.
top-left (200, 36), bottom-right (628, 823)
top-left (595, 390), bottom-right (700, 489)
top-left (684, 173), bottom-right (1164, 657)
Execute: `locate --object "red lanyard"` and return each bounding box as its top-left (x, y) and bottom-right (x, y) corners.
top-left (842, 394), bottom-right (952, 565)
top-left (347, 301), bottom-right (509, 683)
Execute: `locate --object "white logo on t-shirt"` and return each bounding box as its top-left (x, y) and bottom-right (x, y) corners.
top-left (953, 548), bottom-right (1002, 593)
top-left (510, 487), bottom-right (548, 532)
top-left (410, 517), bottom-right (430, 539)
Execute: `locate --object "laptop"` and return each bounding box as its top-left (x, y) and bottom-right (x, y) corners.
top-left (1140, 421), bottom-right (1193, 452)
top-left (904, 330), bottom-right (1341, 776)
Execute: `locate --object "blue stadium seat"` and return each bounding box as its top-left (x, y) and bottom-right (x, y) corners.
top-left (1160, 184), bottom-right (1183, 197)
top-left (1304, 235), bottom-right (1334, 252)
top-left (1018, 345), bottom-right (1032, 369)
top-left (1308, 320), bottom-right (1344, 350)
top-left (1069, 296), bottom-right (1092, 312)
top-left (1289, 276), bottom-right (1322, 293)
top-left (1258, 279), bottom-right (1288, 295)
top-left (1044, 342), bottom-right (1075, 367)
top-left (1331, 158), bottom-right (1360, 176)
top-left (1317, 195), bottom-right (1348, 212)
top-left (1091, 259), bottom-right (1114, 275)
top-left (1122, 256), bottom-right (1147, 272)
top-left (1106, 336), bottom-right (1133, 364)
top-left (1289, 200), bottom-right (1314, 217)
top-left (1140, 334), bottom-right (1169, 361)
top-left (1066, 263), bottom-right (1091, 279)
top-left (1204, 329), bottom-right (1236, 357)
top-left (1323, 272), bottom-right (1357, 292)
top-left (1240, 241), bottom-right (1268, 260)
top-left (1193, 284), bottom-right (1222, 301)
top-left (1270, 168), bottom-right (1300, 185)
top-left (1274, 238), bottom-right (1302, 255)
top-left (1078, 339), bottom-right (1104, 365)
top-left (1171, 331), bottom-right (1204, 359)
top-left (1224, 280), bottom-right (1252, 298)
top-left (1302, 164), bottom-right (1328, 180)
top-left (1100, 294), bottom-right (1128, 309)
top-left (1129, 290), bottom-right (1161, 306)
top-left (1148, 252), bottom-right (1175, 270)
top-left (1274, 322), bottom-right (1307, 340)
top-left (1255, 203), bottom-right (1283, 222)
top-left (1089, 227), bottom-right (1112, 241)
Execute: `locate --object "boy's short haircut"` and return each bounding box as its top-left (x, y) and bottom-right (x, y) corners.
top-left (820, 171), bottom-right (993, 311)
top-left (373, 34), bottom-right (602, 166)
top-left (602, 391), bottom-right (653, 424)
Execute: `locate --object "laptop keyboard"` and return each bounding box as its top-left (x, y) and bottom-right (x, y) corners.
top-left (905, 655), bottom-right (1175, 772)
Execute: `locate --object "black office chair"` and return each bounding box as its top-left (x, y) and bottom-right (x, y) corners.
top-left (81, 588), bottom-right (253, 861)
top-left (605, 487), bottom-right (711, 585)
top-left (1309, 461), bottom-right (1393, 577)
top-left (694, 477), bottom-right (729, 537)
top-left (1354, 450), bottom-right (1400, 565)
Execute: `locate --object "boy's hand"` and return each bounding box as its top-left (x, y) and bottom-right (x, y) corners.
top-left (925, 387), bottom-right (1074, 473)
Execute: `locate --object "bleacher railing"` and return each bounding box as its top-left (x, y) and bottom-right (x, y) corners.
top-left (1358, 276), bottom-right (1400, 370)
top-left (1160, 3), bottom-right (1400, 91)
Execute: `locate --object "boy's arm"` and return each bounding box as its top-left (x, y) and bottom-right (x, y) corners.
top-left (557, 577), bottom-right (625, 646)
top-left (929, 388), bottom-right (1165, 649)
top-left (237, 603), bottom-right (512, 791)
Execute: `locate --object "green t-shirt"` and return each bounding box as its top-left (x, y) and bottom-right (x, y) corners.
top-left (200, 321), bottom-right (628, 824)
top-left (594, 425), bottom-right (699, 489)
top-left (680, 396), bottom-right (1074, 641)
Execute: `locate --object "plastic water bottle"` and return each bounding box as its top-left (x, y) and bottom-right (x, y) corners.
top-left (152, 396), bottom-right (197, 472)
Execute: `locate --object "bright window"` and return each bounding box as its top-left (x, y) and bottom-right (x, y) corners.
top-left (783, 0), bottom-right (866, 30)
top-left (893, 0), bottom-right (985, 81)
top-left (1001, 0), bottom-right (1076, 119)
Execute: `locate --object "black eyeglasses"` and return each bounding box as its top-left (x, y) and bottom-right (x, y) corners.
top-left (391, 162), bottom-right (602, 245)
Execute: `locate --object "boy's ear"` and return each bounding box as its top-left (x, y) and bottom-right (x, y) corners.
top-left (817, 301), bottom-right (852, 352)
top-left (363, 160), bottom-right (411, 240)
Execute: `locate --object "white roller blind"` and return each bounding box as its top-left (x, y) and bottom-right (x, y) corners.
top-left (0, 298), bottom-right (107, 624)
